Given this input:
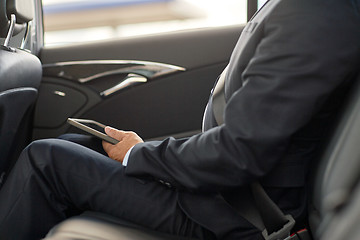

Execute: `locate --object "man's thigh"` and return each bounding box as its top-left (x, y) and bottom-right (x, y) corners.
top-left (0, 139), bottom-right (208, 239)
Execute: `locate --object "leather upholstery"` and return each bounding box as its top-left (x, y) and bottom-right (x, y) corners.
top-left (0, 0), bottom-right (41, 179)
top-left (0, 48), bottom-right (41, 178)
top-left (45, 212), bottom-right (195, 240)
top-left (309, 74), bottom-right (360, 237)
top-left (0, 88), bottom-right (37, 174)
top-left (0, 47), bottom-right (41, 91)
top-left (0, 0), bottom-right (34, 37)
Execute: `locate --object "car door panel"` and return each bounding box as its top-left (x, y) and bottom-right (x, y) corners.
top-left (34, 25), bottom-right (243, 140)
top-left (39, 25), bottom-right (242, 69)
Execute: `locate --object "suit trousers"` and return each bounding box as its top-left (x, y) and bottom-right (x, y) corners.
top-left (0, 138), bottom-right (215, 240)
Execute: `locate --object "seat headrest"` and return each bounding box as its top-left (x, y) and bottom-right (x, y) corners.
top-left (0, 0), bottom-right (34, 38)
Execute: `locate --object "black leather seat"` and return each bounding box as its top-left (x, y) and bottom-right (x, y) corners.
top-left (320, 177), bottom-right (360, 240)
top-left (45, 211), bottom-right (192, 240)
top-left (0, 0), bottom-right (42, 183)
top-left (307, 73), bottom-right (360, 240)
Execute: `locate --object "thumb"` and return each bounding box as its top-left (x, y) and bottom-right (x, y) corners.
top-left (104, 126), bottom-right (125, 141)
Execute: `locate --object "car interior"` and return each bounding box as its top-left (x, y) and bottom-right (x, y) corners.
top-left (0, 0), bottom-right (42, 185)
top-left (1, 0), bottom-right (360, 239)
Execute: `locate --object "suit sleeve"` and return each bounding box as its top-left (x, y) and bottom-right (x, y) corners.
top-left (124, 3), bottom-right (360, 192)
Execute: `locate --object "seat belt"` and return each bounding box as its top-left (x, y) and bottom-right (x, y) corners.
top-left (211, 67), bottom-right (311, 240)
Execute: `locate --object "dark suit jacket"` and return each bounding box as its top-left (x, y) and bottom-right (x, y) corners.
top-left (125, 0), bottom-right (360, 238)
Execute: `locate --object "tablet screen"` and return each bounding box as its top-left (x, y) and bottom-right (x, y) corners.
top-left (67, 118), bottom-right (119, 145)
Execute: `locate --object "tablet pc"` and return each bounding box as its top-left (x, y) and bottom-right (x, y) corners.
top-left (67, 118), bottom-right (119, 145)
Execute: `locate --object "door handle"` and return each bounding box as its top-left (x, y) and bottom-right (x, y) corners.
top-left (43, 60), bottom-right (186, 97)
top-left (43, 60), bottom-right (185, 83)
top-left (100, 73), bottom-right (147, 97)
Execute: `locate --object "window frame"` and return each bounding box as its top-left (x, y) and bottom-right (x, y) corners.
top-left (38, 0), bottom-right (259, 48)
top-left (247, 0), bottom-right (259, 21)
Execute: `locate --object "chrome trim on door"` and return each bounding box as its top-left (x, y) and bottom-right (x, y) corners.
top-left (100, 74), bottom-right (147, 97)
top-left (42, 60), bottom-right (186, 83)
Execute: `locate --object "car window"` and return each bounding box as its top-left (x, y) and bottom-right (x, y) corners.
top-left (42, 0), bottom-right (248, 46)
top-left (258, 0), bottom-right (267, 9)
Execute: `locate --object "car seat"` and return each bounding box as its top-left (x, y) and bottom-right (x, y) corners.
top-left (307, 72), bottom-right (360, 240)
top-left (0, 0), bottom-right (42, 185)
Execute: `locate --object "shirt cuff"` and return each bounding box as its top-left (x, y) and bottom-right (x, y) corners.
top-left (122, 146), bottom-right (134, 166)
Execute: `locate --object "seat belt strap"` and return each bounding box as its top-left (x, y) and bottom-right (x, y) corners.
top-left (212, 66), bottom-right (227, 126)
top-left (252, 182), bottom-right (295, 240)
top-left (211, 67), bottom-right (296, 239)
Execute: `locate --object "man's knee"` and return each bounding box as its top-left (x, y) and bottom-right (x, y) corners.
top-left (2, 139), bottom-right (67, 187)
top-left (22, 139), bottom-right (71, 169)
top-left (24, 138), bottom-right (107, 170)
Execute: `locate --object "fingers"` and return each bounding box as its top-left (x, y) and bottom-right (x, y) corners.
top-left (102, 140), bottom-right (112, 154)
top-left (102, 126), bottom-right (144, 163)
top-left (104, 126), bottom-right (125, 141)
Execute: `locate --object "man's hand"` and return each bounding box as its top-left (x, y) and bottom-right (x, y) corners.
top-left (102, 127), bottom-right (144, 163)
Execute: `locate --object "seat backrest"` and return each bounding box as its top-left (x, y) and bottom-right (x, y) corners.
top-left (0, 0), bottom-right (42, 184)
top-left (308, 72), bottom-right (360, 239)
top-left (0, 0), bottom-right (34, 38)
top-left (320, 175), bottom-right (360, 240)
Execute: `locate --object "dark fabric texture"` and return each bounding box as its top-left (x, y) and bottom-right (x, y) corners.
top-left (124, 0), bottom-right (360, 237)
top-left (0, 139), bottom-right (218, 240)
